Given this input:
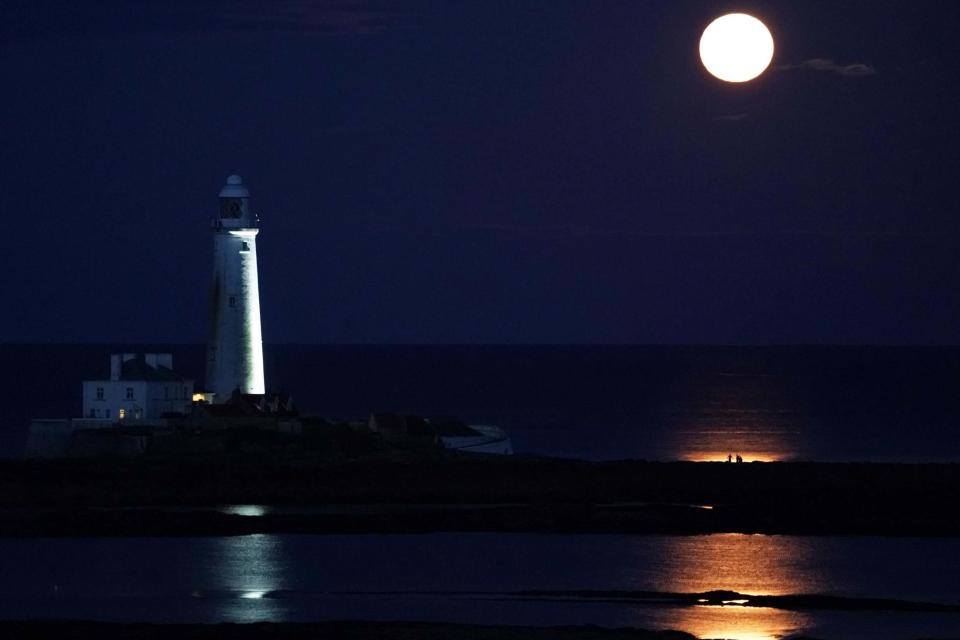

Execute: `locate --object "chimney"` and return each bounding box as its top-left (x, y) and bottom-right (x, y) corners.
top-left (110, 354), bottom-right (122, 381)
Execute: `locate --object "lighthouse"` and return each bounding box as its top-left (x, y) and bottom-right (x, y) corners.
top-left (205, 174), bottom-right (266, 400)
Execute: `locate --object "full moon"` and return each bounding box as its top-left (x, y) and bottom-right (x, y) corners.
top-left (699, 14), bottom-right (774, 83)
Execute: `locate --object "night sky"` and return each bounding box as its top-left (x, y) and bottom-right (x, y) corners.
top-left (3, 0), bottom-right (960, 344)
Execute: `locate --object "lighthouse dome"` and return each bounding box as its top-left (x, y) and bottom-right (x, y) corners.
top-left (219, 174), bottom-right (250, 198)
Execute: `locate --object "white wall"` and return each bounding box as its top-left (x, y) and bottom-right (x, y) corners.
top-left (82, 380), bottom-right (193, 421)
top-left (206, 228), bottom-right (265, 399)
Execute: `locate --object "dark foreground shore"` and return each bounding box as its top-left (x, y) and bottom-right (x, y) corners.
top-left (1, 456), bottom-right (958, 536)
top-left (0, 622), bottom-right (696, 640)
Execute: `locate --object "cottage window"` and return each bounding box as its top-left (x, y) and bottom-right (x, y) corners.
top-left (96, 387), bottom-right (104, 400)
top-left (105, 409), bottom-right (111, 418)
top-left (126, 387), bottom-right (134, 400)
top-left (229, 296), bottom-right (236, 308)
top-left (118, 408), bottom-right (126, 420)
top-left (89, 408), bottom-right (96, 418)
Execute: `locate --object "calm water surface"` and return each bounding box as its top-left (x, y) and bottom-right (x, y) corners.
top-left (3, 533), bottom-right (959, 639)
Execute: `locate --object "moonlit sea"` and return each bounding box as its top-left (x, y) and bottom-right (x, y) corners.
top-left (3, 344), bottom-right (960, 639)
top-left (3, 344), bottom-right (960, 461)
top-left (2, 532), bottom-right (959, 640)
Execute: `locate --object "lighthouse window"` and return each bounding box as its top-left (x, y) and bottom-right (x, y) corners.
top-left (221, 199), bottom-right (242, 218)
top-left (241, 241), bottom-right (249, 251)
top-left (229, 296), bottom-right (237, 307)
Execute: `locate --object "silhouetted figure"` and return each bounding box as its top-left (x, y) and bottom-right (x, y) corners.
top-left (736, 454), bottom-right (743, 463)
top-left (727, 454), bottom-right (733, 463)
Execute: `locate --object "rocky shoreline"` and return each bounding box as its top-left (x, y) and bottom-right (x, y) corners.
top-left (0, 621), bottom-right (696, 640)
top-left (0, 456), bottom-right (958, 536)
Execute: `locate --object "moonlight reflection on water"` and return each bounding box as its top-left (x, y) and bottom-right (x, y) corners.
top-left (632, 534), bottom-right (819, 639)
top-left (643, 534), bottom-right (822, 596)
top-left (0, 534), bottom-right (957, 638)
top-left (207, 534), bottom-right (289, 622)
top-left (663, 369), bottom-right (805, 462)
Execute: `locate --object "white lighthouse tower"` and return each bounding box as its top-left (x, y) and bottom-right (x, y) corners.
top-left (205, 174), bottom-right (266, 400)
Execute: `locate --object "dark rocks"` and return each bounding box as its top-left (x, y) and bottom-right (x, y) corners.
top-left (0, 458), bottom-right (958, 536)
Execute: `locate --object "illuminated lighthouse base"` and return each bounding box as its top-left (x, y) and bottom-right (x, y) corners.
top-left (206, 175), bottom-right (265, 399)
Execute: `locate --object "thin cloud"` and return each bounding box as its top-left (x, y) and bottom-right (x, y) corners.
top-left (0, 0), bottom-right (418, 40)
top-left (778, 58), bottom-right (877, 77)
top-left (714, 113), bottom-right (749, 123)
top-left (460, 223), bottom-right (943, 239)
top-left (368, 221), bottom-right (952, 240)
top-left (212, 0), bottom-right (419, 35)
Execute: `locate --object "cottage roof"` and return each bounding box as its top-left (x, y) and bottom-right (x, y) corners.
top-left (196, 389), bottom-right (297, 417)
top-left (119, 356), bottom-right (185, 382)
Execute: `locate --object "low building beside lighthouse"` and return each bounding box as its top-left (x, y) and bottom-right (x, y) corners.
top-left (27, 353), bottom-right (194, 458)
top-left (81, 353), bottom-right (194, 422)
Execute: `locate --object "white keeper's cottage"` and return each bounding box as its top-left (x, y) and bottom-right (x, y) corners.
top-left (82, 353), bottom-right (194, 422)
